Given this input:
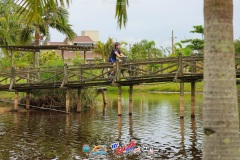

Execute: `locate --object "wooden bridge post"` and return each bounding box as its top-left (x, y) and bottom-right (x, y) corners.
top-left (102, 89), bottom-right (107, 105)
top-left (14, 91), bottom-right (18, 111)
top-left (26, 92), bottom-right (30, 110)
top-left (118, 86), bottom-right (122, 116)
top-left (191, 60), bottom-right (196, 118)
top-left (61, 50), bottom-right (64, 62)
top-left (116, 59), bottom-right (121, 81)
top-left (179, 52), bottom-right (184, 118)
top-left (178, 52), bottom-right (183, 76)
top-left (66, 90), bottom-right (70, 113)
top-left (129, 85), bottom-right (133, 116)
top-left (180, 83), bottom-right (184, 118)
top-left (191, 82), bottom-right (196, 118)
top-left (77, 89), bottom-right (82, 113)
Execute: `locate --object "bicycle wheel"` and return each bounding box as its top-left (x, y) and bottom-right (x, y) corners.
top-left (101, 67), bottom-right (111, 78)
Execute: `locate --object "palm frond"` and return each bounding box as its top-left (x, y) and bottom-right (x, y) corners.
top-left (20, 26), bottom-right (34, 44)
top-left (115, 0), bottom-right (128, 29)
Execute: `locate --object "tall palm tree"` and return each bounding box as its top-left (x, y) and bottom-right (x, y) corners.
top-left (116, 0), bottom-right (240, 159)
top-left (17, 0), bottom-right (74, 45)
top-left (93, 41), bottom-right (105, 61)
top-left (16, 0), bottom-right (70, 24)
top-left (203, 0), bottom-right (240, 159)
top-left (141, 39), bottom-right (156, 59)
top-left (16, 0), bottom-right (75, 68)
top-left (93, 38), bottom-right (114, 62)
top-left (0, 0), bottom-right (22, 56)
top-left (19, 7), bottom-right (76, 45)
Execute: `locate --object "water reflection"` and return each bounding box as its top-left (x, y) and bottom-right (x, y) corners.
top-left (180, 119), bottom-right (186, 158)
top-left (102, 104), bottom-right (107, 116)
top-left (117, 116), bottom-right (122, 142)
top-left (0, 93), bottom-right (203, 159)
top-left (129, 115), bottom-right (133, 138)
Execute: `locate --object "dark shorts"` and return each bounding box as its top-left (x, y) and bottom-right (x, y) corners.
top-left (108, 58), bottom-right (116, 62)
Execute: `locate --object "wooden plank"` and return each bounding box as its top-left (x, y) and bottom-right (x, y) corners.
top-left (149, 63), bottom-right (178, 75)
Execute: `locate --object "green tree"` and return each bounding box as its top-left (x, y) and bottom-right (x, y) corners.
top-left (16, 0), bottom-right (75, 69)
top-left (0, 0), bottom-right (22, 56)
top-left (190, 25), bottom-right (204, 39)
top-left (130, 39), bottom-right (162, 60)
top-left (234, 38), bottom-right (240, 54)
top-left (17, 0), bottom-right (70, 23)
top-left (115, 1), bottom-right (240, 159)
top-left (39, 50), bottom-right (63, 66)
top-left (93, 37), bottom-right (114, 62)
top-left (180, 25), bottom-right (204, 54)
top-left (93, 38), bottom-right (128, 62)
top-left (174, 42), bottom-right (192, 56)
top-left (19, 7), bottom-right (76, 45)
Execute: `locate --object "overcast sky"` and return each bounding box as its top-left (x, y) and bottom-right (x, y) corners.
top-left (50, 0), bottom-right (240, 48)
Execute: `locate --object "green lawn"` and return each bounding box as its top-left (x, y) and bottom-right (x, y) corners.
top-left (107, 82), bottom-right (204, 93)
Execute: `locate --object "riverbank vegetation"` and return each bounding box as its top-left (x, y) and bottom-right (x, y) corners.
top-left (108, 82), bottom-right (204, 93)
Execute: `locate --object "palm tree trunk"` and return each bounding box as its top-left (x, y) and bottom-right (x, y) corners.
top-left (203, 0), bottom-right (240, 159)
top-left (34, 26), bottom-right (40, 68)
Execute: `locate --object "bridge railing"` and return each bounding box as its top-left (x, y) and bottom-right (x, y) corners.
top-left (0, 54), bottom-right (204, 90)
top-left (1, 62), bottom-right (116, 89)
top-left (115, 54), bottom-right (203, 83)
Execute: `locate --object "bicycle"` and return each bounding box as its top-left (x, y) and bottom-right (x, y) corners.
top-left (101, 57), bottom-right (137, 80)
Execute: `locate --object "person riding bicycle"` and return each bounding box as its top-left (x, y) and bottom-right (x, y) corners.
top-left (108, 42), bottom-right (126, 63)
top-left (108, 42), bottom-right (126, 77)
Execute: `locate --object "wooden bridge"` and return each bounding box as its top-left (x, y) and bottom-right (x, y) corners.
top-left (1, 45), bottom-right (240, 118)
top-left (0, 54), bottom-right (204, 91)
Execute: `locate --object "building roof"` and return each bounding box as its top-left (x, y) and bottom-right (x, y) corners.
top-left (48, 42), bottom-right (66, 45)
top-left (55, 50), bottom-right (101, 59)
top-left (2, 45), bottom-right (93, 52)
top-left (73, 36), bottom-right (95, 43)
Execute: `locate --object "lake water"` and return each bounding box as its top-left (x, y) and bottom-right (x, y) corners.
top-left (0, 92), bottom-right (204, 159)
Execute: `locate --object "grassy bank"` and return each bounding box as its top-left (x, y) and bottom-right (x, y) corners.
top-left (0, 91), bottom-right (15, 100)
top-left (107, 82), bottom-right (204, 93)
top-left (2, 82), bottom-right (240, 100)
